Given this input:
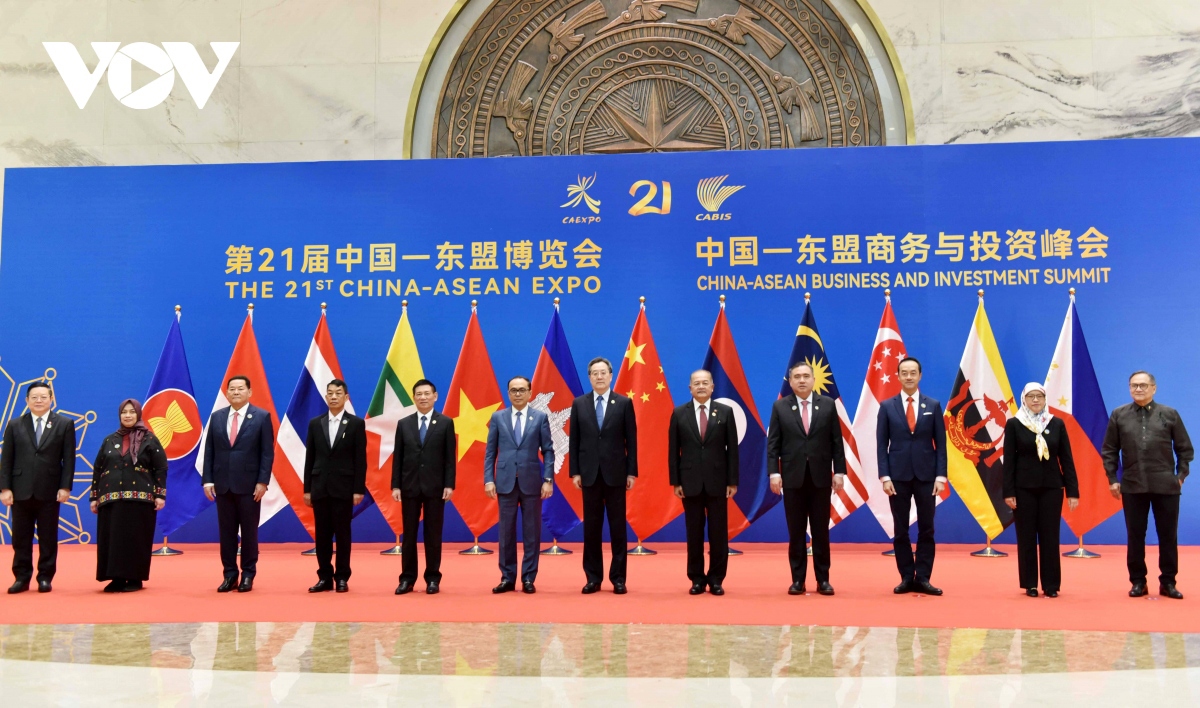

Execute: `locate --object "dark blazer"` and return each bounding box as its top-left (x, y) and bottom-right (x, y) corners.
top-left (303, 412), bottom-right (367, 501)
top-left (876, 393), bottom-right (947, 482)
top-left (391, 410), bottom-right (456, 498)
top-left (202, 404), bottom-right (274, 495)
top-left (484, 407), bottom-right (555, 496)
top-left (90, 431), bottom-right (167, 507)
top-left (569, 391), bottom-right (638, 487)
top-left (0, 411), bottom-right (77, 501)
top-left (1003, 417), bottom-right (1080, 498)
top-left (766, 394), bottom-right (846, 488)
top-left (668, 400), bottom-right (738, 497)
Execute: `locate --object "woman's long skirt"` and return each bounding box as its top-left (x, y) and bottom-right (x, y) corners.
top-left (96, 501), bottom-right (156, 581)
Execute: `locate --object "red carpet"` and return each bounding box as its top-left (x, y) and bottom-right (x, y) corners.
top-left (0, 543), bottom-right (1192, 632)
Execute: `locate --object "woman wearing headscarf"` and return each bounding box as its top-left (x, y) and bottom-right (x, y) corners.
top-left (90, 399), bottom-right (167, 592)
top-left (1003, 383), bottom-right (1080, 597)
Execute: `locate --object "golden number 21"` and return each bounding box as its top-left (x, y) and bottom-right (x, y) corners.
top-left (628, 180), bottom-right (672, 216)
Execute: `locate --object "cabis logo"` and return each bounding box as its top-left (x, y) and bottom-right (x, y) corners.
top-left (43, 42), bottom-right (239, 109)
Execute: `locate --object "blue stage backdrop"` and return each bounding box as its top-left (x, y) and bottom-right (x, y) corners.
top-left (1, 137), bottom-right (1197, 547)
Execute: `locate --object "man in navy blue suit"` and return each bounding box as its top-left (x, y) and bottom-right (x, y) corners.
top-left (203, 375), bottom-right (275, 593)
top-left (876, 357), bottom-right (947, 596)
top-left (484, 375), bottom-right (555, 594)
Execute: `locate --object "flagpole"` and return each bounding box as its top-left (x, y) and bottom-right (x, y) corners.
top-left (714, 295), bottom-right (747, 558)
top-left (239, 303), bottom-right (254, 559)
top-left (381, 534), bottom-right (404, 555)
top-left (539, 298), bottom-right (575, 557)
top-left (627, 296), bottom-right (660, 557)
top-left (879, 291), bottom-right (899, 556)
top-left (151, 305), bottom-right (187, 557)
top-left (298, 304), bottom-right (330, 556)
top-left (459, 300), bottom-right (496, 556)
top-left (971, 537), bottom-right (1008, 557)
top-left (1063, 533), bottom-right (1101, 558)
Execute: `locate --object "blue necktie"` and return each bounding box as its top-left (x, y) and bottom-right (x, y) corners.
top-left (595, 395), bottom-right (605, 429)
top-left (34, 417), bottom-right (43, 446)
top-left (514, 411), bottom-right (523, 444)
top-left (419, 415), bottom-right (427, 445)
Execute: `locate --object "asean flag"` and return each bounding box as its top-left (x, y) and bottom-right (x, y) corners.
top-left (147, 310), bottom-right (205, 538)
top-left (701, 300), bottom-right (770, 537)
top-left (1044, 292), bottom-right (1121, 536)
top-left (530, 303), bottom-right (585, 539)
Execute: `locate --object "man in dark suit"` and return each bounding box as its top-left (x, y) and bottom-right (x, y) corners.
top-left (0, 381), bottom-right (77, 593)
top-left (668, 369), bottom-right (738, 596)
top-left (570, 357), bottom-right (638, 595)
top-left (303, 379), bottom-right (367, 594)
top-left (767, 362), bottom-right (846, 596)
top-left (391, 378), bottom-right (456, 595)
top-left (203, 375), bottom-right (274, 593)
top-left (876, 356), bottom-right (947, 596)
top-left (484, 376), bottom-right (554, 594)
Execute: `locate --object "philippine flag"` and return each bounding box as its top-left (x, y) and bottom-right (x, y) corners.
top-left (271, 310), bottom-right (358, 536)
top-left (147, 311), bottom-right (205, 539)
top-left (702, 301), bottom-right (770, 537)
top-left (530, 303), bottom-right (585, 539)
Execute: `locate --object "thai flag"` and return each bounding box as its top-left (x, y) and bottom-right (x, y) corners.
top-left (702, 303), bottom-right (771, 537)
top-left (531, 304), bottom-right (585, 539)
top-left (271, 311), bottom-right (364, 536)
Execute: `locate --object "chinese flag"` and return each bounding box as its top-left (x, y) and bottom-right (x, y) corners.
top-left (615, 304), bottom-right (682, 541)
top-left (444, 308), bottom-right (502, 539)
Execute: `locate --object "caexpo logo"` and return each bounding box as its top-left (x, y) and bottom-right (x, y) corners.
top-left (44, 41), bottom-right (239, 109)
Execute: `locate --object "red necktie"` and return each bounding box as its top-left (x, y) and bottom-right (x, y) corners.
top-left (801, 400), bottom-right (809, 434)
top-left (230, 410), bottom-right (240, 445)
top-left (699, 404), bottom-right (708, 438)
top-left (906, 397), bottom-right (916, 433)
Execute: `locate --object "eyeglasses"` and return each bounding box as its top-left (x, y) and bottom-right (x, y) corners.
top-left (509, 388), bottom-right (530, 394)
top-left (1129, 383), bottom-right (1153, 391)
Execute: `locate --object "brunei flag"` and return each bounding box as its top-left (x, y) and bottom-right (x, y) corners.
top-left (1044, 292), bottom-right (1121, 536)
top-left (944, 294), bottom-right (1017, 540)
top-left (363, 304), bottom-right (425, 535)
top-left (530, 303), bottom-right (585, 539)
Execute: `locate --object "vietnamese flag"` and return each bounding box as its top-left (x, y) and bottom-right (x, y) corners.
top-left (444, 305), bottom-right (503, 539)
top-left (615, 300), bottom-right (682, 541)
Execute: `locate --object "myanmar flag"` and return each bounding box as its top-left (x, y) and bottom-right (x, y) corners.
top-left (363, 304), bottom-right (425, 535)
top-left (945, 295), bottom-right (1017, 541)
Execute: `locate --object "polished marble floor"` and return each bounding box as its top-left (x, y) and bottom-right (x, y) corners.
top-left (2, 622), bottom-right (1199, 705)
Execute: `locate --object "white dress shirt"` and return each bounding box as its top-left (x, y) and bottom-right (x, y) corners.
top-left (771, 393), bottom-right (828, 481)
top-left (593, 389), bottom-right (611, 419)
top-left (694, 398), bottom-right (713, 432)
top-left (227, 403), bottom-right (248, 439)
top-left (880, 389), bottom-right (947, 484)
top-left (31, 414), bottom-right (48, 439)
top-left (511, 405), bottom-right (528, 441)
top-left (328, 411), bottom-right (343, 446)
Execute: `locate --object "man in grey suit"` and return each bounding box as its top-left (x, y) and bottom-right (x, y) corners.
top-left (483, 375), bottom-right (555, 594)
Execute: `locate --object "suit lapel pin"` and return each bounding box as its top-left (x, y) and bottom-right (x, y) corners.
top-left (791, 405), bottom-right (797, 411)
top-left (814, 406), bottom-right (819, 411)
top-left (921, 403), bottom-right (926, 409)
top-left (432, 419), bottom-right (437, 425)
top-left (247, 413), bottom-right (253, 419)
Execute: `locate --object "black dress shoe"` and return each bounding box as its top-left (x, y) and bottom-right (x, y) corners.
top-left (894, 580), bottom-right (913, 594)
top-left (7, 580), bottom-right (29, 594)
top-left (689, 582), bottom-right (706, 595)
top-left (237, 576), bottom-right (254, 593)
top-left (1045, 590), bottom-right (1058, 598)
top-left (709, 584), bottom-right (724, 596)
top-left (426, 581), bottom-right (440, 595)
top-left (1026, 588), bottom-right (1039, 597)
top-left (581, 582), bottom-right (601, 594)
top-left (816, 582), bottom-right (834, 596)
top-left (335, 580), bottom-right (349, 593)
top-left (522, 582), bottom-right (536, 594)
top-left (217, 577), bottom-right (238, 593)
top-left (309, 580), bottom-right (334, 593)
top-left (493, 580), bottom-right (515, 594)
top-left (103, 579), bottom-right (125, 593)
top-left (1160, 583), bottom-right (1184, 600)
top-left (788, 582), bottom-right (805, 595)
top-left (913, 580), bottom-right (943, 596)
top-left (395, 580), bottom-right (414, 595)
top-left (37, 579), bottom-right (52, 593)
top-left (1130, 582), bottom-right (1148, 597)
top-left (120, 580), bottom-right (143, 592)
top-left (612, 582), bottom-right (627, 595)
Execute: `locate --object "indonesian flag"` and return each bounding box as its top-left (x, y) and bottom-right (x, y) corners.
top-left (615, 302), bottom-right (682, 541)
top-left (194, 309), bottom-right (280, 527)
top-left (272, 310), bottom-right (354, 536)
top-left (850, 296), bottom-right (949, 538)
top-left (1044, 293), bottom-right (1121, 536)
top-left (445, 306), bottom-right (503, 538)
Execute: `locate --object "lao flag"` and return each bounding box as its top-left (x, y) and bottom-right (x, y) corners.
top-left (272, 310), bottom-right (361, 537)
top-left (531, 304), bottom-right (585, 539)
top-left (1044, 293), bottom-right (1121, 536)
top-left (147, 312), bottom-right (205, 538)
top-left (702, 302), bottom-right (770, 537)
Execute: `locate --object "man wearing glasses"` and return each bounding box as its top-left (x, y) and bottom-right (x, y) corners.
top-left (1103, 371), bottom-right (1193, 599)
top-left (483, 376), bottom-right (555, 594)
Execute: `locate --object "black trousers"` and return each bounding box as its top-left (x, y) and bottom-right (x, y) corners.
top-left (683, 490), bottom-right (728, 585)
top-left (312, 496), bottom-right (353, 582)
top-left (400, 494), bottom-right (445, 584)
top-left (783, 476), bottom-right (831, 585)
top-left (582, 478), bottom-right (627, 585)
top-left (216, 492), bottom-right (260, 579)
top-left (11, 498), bottom-right (60, 582)
top-left (1014, 486), bottom-right (1063, 592)
top-left (497, 488), bottom-right (541, 584)
top-left (889, 479), bottom-right (937, 582)
top-left (1123, 492), bottom-right (1180, 586)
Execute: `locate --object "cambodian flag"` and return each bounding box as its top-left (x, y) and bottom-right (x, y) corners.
top-left (147, 311), bottom-right (205, 538)
top-left (530, 304), bottom-right (585, 539)
top-left (702, 302), bottom-right (770, 537)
